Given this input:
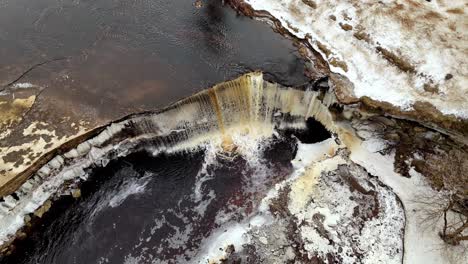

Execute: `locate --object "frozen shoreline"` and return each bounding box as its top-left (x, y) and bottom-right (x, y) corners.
top-left (348, 134), bottom-right (467, 263)
top-left (244, 0), bottom-right (468, 118)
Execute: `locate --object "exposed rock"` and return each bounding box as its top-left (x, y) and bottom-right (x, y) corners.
top-left (225, 151), bottom-right (404, 264)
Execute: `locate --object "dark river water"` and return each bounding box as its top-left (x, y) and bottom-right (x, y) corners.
top-left (0, 117), bottom-right (331, 263)
top-left (0, 0), bottom-right (309, 121)
top-left (0, 0), bottom-right (324, 262)
top-left (1, 135), bottom-right (298, 264)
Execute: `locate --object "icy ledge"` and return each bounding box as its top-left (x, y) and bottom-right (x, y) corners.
top-left (243, 0), bottom-right (468, 119)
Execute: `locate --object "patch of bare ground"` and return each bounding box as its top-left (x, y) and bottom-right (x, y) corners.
top-left (446, 8), bottom-right (464, 15)
top-left (339, 23), bottom-right (353, 31)
top-left (329, 58), bottom-right (348, 72)
top-left (301, 0), bottom-right (316, 9)
top-left (376, 47), bottom-right (416, 74)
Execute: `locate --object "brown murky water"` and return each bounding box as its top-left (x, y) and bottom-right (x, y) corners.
top-left (0, 0), bottom-right (315, 195)
top-left (0, 0), bottom-right (330, 263)
top-left (0, 135), bottom-right (299, 264)
top-left (0, 0), bottom-right (310, 121)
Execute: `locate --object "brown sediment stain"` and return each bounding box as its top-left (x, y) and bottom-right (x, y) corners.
top-left (288, 1), bottom-right (304, 20)
top-left (285, 21), bottom-right (300, 33)
top-left (423, 83), bottom-right (439, 94)
top-left (374, 2), bottom-right (415, 29)
top-left (397, 14), bottom-right (416, 29)
top-left (329, 58), bottom-right (348, 72)
top-left (422, 10), bottom-right (444, 20)
top-left (289, 166), bottom-right (320, 209)
top-left (379, 0), bottom-right (448, 30)
top-left (338, 127), bottom-right (361, 152)
top-left (406, 0), bottom-right (423, 9)
top-left (342, 12), bottom-right (352, 21)
top-left (316, 41), bottom-right (332, 58)
top-left (448, 22), bottom-right (457, 32)
top-left (353, 30), bottom-right (371, 43)
top-left (0, 96), bottom-right (36, 131)
top-left (446, 8), bottom-right (464, 15)
top-left (339, 23), bottom-right (353, 31)
top-left (301, 0), bottom-right (317, 9)
top-left (393, 3), bottom-right (405, 11)
top-left (376, 46), bottom-right (416, 73)
top-left (208, 89), bottom-right (234, 152)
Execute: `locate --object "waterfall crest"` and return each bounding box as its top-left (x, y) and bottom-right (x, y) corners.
top-left (0, 72), bottom-right (337, 247)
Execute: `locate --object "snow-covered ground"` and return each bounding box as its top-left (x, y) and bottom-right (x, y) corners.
top-left (197, 137), bottom-right (406, 263)
top-left (348, 132), bottom-right (467, 264)
top-left (244, 0), bottom-right (468, 118)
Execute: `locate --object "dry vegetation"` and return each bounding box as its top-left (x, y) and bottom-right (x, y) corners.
top-left (414, 149), bottom-right (468, 247)
top-left (367, 117), bottom-right (467, 249)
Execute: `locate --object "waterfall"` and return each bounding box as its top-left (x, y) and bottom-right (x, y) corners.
top-left (0, 72), bottom-right (337, 247)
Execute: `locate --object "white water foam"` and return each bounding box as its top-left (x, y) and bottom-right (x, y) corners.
top-left (108, 173), bottom-right (151, 208)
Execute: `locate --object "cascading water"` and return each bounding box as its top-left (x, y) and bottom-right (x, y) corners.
top-left (0, 72), bottom-right (333, 255)
top-left (0, 72), bottom-right (406, 264)
top-left (3, 134), bottom-right (302, 263)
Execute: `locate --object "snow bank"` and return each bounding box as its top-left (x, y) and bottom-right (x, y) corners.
top-left (245, 0), bottom-right (468, 118)
top-left (348, 135), bottom-right (467, 263)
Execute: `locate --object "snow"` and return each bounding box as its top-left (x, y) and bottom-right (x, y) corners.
top-left (195, 223), bottom-right (251, 263)
top-left (12, 83), bottom-right (35, 89)
top-left (291, 138), bottom-right (338, 169)
top-left (289, 143), bottom-right (404, 263)
top-left (254, 136), bottom-right (404, 263)
top-left (244, 0), bottom-right (468, 118)
top-left (0, 83), bottom-right (37, 95)
top-left (196, 138), bottom-right (340, 263)
top-left (348, 135), bottom-right (468, 263)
